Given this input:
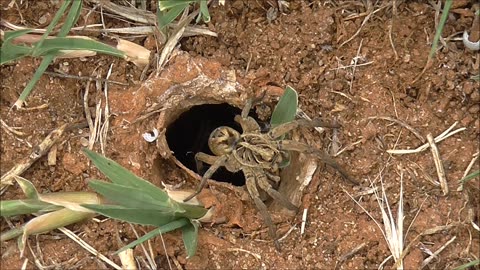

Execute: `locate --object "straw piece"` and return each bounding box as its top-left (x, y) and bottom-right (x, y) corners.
top-left (426, 134), bottom-right (448, 195)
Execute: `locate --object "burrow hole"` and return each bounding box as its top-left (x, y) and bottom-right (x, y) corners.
top-left (166, 103), bottom-right (264, 187)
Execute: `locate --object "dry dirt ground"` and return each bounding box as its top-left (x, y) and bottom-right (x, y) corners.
top-left (1, 0), bottom-right (479, 269)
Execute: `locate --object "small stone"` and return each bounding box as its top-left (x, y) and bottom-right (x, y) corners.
top-left (463, 81), bottom-right (474, 95)
top-left (470, 90), bottom-right (480, 102)
top-left (468, 104), bottom-right (480, 114)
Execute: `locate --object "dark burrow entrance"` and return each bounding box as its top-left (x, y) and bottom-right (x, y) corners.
top-left (166, 103), bottom-right (263, 187)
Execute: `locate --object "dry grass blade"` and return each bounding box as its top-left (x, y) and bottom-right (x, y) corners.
top-left (118, 248), bottom-right (137, 270)
top-left (344, 171), bottom-right (406, 269)
top-left (421, 236), bottom-right (456, 269)
top-left (59, 227), bottom-right (122, 270)
top-left (387, 122), bottom-right (465, 154)
top-left (157, 10), bottom-right (197, 70)
top-left (1, 123), bottom-right (68, 188)
top-left (86, 0), bottom-right (216, 39)
top-left (426, 134), bottom-right (448, 195)
top-left (367, 116), bottom-right (425, 142)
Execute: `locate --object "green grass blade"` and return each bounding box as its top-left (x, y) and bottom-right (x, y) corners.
top-left (32, 0), bottom-right (71, 51)
top-left (157, 4), bottom-right (188, 29)
top-left (115, 218), bottom-right (189, 254)
top-left (428, 0), bottom-right (452, 60)
top-left (158, 0), bottom-right (196, 11)
top-left (58, 0), bottom-right (82, 36)
top-left (16, 53), bottom-right (55, 106)
top-left (87, 180), bottom-right (177, 211)
top-left (453, 259), bottom-right (480, 270)
top-left (270, 86), bottom-right (298, 128)
top-left (0, 199), bottom-right (61, 217)
top-left (82, 149), bottom-right (169, 202)
top-left (182, 220), bottom-right (199, 258)
top-left (459, 170), bottom-right (479, 184)
top-left (36, 38), bottom-right (125, 58)
top-left (82, 204), bottom-right (179, 227)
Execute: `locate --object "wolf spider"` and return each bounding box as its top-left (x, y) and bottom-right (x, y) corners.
top-left (184, 97), bottom-right (357, 250)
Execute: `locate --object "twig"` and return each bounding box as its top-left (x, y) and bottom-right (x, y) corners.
top-left (393, 223), bottom-right (458, 269)
top-left (387, 122), bottom-right (466, 154)
top-left (338, 1), bottom-right (391, 48)
top-left (388, 21), bottom-right (399, 60)
top-left (226, 248), bottom-right (261, 260)
top-left (296, 108), bottom-right (325, 134)
top-left (58, 227), bottom-right (122, 270)
top-left (15, 104), bottom-right (49, 111)
top-left (45, 71), bottom-right (129, 86)
top-left (426, 133), bottom-right (448, 195)
top-left (277, 224), bottom-right (297, 242)
top-left (129, 225), bottom-right (157, 270)
top-left (335, 242), bottom-right (367, 270)
top-left (99, 63), bottom-right (114, 155)
top-left (349, 39), bottom-right (363, 94)
top-left (368, 116), bottom-right (425, 142)
top-left (1, 119), bottom-right (25, 136)
top-left (83, 82), bottom-right (93, 150)
top-left (1, 123), bottom-right (68, 187)
top-left (328, 61), bottom-right (374, 70)
top-left (420, 236), bottom-right (456, 269)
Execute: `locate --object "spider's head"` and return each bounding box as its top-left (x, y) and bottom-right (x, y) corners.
top-left (208, 126), bottom-right (240, 156)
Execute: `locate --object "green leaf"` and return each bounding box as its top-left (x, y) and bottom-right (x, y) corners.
top-left (115, 218), bottom-right (189, 254)
top-left (0, 199), bottom-right (60, 217)
top-left (82, 149), bottom-right (169, 202)
top-left (199, 0), bottom-right (210, 23)
top-left (175, 202), bottom-right (208, 219)
top-left (182, 220), bottom-right (199, 258)
top-left (270, 86), bottom-right (298, 128)
top-left (82, 204), bottom-right (179, 227)
top-left (14, 177), bottom-right (39, 199)
top-left (87, 180), bottom-right (178, 211)
top-left (459, 170), bottom-right (479, 184)
top-left (1, 29), bottom-right (36, 64)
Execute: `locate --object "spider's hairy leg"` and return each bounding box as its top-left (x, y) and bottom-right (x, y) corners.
top-left (277, 140), bottom-right (359, 185)
top-left (184, 154), bottom-right (228, 202)
top-left (240, 91), bottom-right (267, 118)
top-left (194, 152), bottom-right (219, 176)
top-left (268, 119), bottom-right (341, 139)
top-left (234, 115), bottom-right (261, 133)
top-left (244, 168), bottom-right (281, 251)
top-left (253, 169), bottom-right (298, 211)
